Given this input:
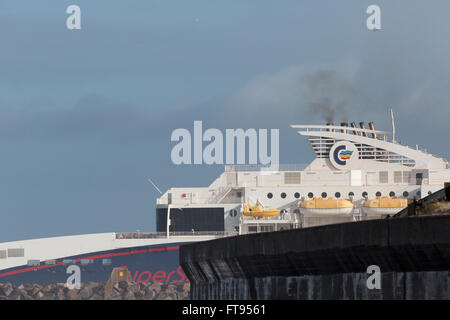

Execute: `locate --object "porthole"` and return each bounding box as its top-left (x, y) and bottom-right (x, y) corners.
top-left (294, 192), bottom-right (300, 199)
top-left (308, 192), bottom-right (314, 198)
top-left (348, 192), bottom-right (354, 197)
top-left (403, 191), bottom-right (409, 197)
top-left (321, 192), bottom-right (327, 198)
top-left (81, 259), bottom-right (93, 266)
top-left (376, 191), bottom-right (382, 197)
top-left (230, 209), bottom-right (237, 217)
top-left (428, 191), bottom-right (432, 195)
top-left (416, 191), bottom-right (421, 197)
top-left (63, 259), bottom-right (75, 265)
top-left (335, 192), bottom-right (341, 198)
top-left (362, 191), bottom-right (368, 198)
top-left (281, 192), bottom-right (286, 199)
top-left (267, 193), bottom-right (273, 199)
top-left (102, 259), bottom-right (112, 266)
top-left (389, 191), bottom-right (395, 197)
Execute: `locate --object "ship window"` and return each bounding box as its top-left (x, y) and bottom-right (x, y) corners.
top-left (362, 191), bottom-right (368, 198)
top-left (379, 171), bottom-right (388, 183)
top-left (389, 191), bottom-right (395, 197)
top-left (81, 259), bottom-right (93, 266)
top-left (63, 259), bottom-right (75, 265)
top-left (7, 248), bottom-right (24, 257)
top-left (230, 209), bottom-right (238, 217)
top-left (403, 171), bottom-right (411, 183)
top-left (428, 191), bottom-right (432, 195)
top-left (294, 209), bottom-right (300, 214)
top-left (281, 192), bottom-right (286, 199)
top-left (284, 172), bottom-right (301, 184)
top-left (321, 192), bottom-right (327, 198)
top-left (102, 259), bottom-right (112, 266)
top-left (248, 226), bottom-right (257, 233)
top-left (335, 192), bottom-right (341, 198)
top-left (294, 192), bottom-right (300, 199)
top-left (260, 226), bottom-right (274, 232)
top-left (0, 250), bottom-right (6, 259)
top-left (27, 260), bottom-right (40, 267)
top-left (348, 192), bottom-right (354, 197)
top-left (394, 171), bottom-right (402, 183)
top-left (308, 192), bottom-right (314, 198)
top-left (403, 191), bottom-right (409, 198)
top-left (45, 259), bottom-right (56, 265)
top-left (267, 193), bottom-right (273, 199)
top-left (416, 191), bottom-right (421, 197)
top-left (376, 191), bottom-right (382, 197)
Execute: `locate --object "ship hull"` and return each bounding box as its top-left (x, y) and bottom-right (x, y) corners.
top-left (0, 241), bottom-right (191, 286)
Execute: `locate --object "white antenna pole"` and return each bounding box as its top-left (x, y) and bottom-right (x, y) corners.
top-left (147, 178), bottom-right (163, 195)
top-left (390, 108), bottom-right (396, 143)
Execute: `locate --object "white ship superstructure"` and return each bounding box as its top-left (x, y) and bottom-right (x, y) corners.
top-left (1, 118), bottom-right (448, 286)
top-left (156, 120), bottom-right (450, 233)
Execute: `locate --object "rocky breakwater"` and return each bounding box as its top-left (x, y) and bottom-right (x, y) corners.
top-left (0, 268), bottom-right (190, 300)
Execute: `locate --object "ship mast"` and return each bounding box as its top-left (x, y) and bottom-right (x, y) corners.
top-left (390, 108), bottom-right (396, 143)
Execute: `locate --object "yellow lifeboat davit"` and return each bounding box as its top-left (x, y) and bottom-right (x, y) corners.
top-left (299, 197), bottom-right (354, 215)
top-left (362, 196), bottom-right (407, 216)
top-left (243, 203), bottom-right (280, 217)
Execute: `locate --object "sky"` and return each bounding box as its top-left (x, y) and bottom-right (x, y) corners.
top-left (0, 0), bottom-right (449, 241)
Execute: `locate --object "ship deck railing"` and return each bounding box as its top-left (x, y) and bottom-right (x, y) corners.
top-left (225, 163), bottom-right (308, 172)
top-left (115, 231), bottom-right (228, 239)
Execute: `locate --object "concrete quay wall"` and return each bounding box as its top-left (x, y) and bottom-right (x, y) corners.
top-left (180, 216), bottom-right (450, 299)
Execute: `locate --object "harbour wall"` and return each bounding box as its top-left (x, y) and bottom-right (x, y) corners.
top-left (180, 215), bottom-right (450, 299)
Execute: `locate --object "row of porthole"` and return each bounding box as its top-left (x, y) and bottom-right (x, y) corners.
top-left (266, 190), bottom-right (427, 200)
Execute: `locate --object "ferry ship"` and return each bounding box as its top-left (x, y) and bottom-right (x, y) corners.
top-left (1, 116), bottom-right (449, 286)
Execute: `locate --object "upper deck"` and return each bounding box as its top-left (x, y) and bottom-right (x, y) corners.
top-left (291, 123), bottom-right (448, 170)
top-left (156, 121), bottom-right (450, 208)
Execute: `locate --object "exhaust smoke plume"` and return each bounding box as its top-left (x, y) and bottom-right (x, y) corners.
top-left (301, 69), bottom-right (356, 123)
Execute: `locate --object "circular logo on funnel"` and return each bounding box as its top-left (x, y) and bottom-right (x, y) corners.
top-left (329, 141), bottom-right (359, 169)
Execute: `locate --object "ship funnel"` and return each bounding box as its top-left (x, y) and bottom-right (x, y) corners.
top-left (340, 122), bottom-right (348, 133)
top-left (326, 122), bottom-right (334, 132)
top-left (359, 122), bottom-right (368, 137)
top-left (369, 122), bottom-right (377, 139)
top-left (350, 122), bottom-right (358, 135)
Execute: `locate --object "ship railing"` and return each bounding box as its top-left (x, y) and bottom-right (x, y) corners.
top-left (225, 164), bottom-right (308, 172)
top-left (207, 186), bottom-right (232, 203)
top-left (115, 231), bottom-right (229, 239)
